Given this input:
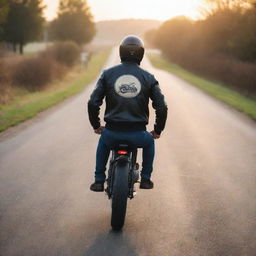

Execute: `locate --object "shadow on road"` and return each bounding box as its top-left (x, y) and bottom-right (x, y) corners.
top-left (84, 230), bottom-right (137, 256)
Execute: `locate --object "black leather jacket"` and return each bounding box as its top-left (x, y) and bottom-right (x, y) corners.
top-left (88, 61), bottom-right (167, 134)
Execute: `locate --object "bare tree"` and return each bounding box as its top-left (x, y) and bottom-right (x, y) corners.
top-left (205, 0), bottom-right (256, 11)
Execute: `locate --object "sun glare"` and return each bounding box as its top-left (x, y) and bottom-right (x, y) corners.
top-left (133, 0), bottom-right (204, 20)
top-left (43, 0), bottom-right (206, 21)
top-left (88, 0), bottom-right (206, 21)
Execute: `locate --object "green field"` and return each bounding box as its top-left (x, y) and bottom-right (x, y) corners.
top-left (24, 42), bottom-right (51, 53)
top-left (0, 49), bottom-right (110, 132)
top-left (148, 53), bottom-right (256, 121)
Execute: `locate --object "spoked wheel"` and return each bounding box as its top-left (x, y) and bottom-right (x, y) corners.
top-left (111, 162), bottom-right (129, 231)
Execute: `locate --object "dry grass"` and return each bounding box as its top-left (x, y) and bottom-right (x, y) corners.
top-left (40, 41), bottom-right (80, 67)
top-left (149, 53), bottom-right (256, 121)
top-left (0, 49), bottom-right (111, 132)
top-left (0, 61), bottom-right (12, 104)
top-left (11, 57), bottom-right (56, 91)
top-left (0, 41), bottom-right (79, 96)
top-left (178, 53), bottom-right (256, 99)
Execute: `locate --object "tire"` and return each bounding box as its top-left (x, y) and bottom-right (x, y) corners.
top-left (111, 161), bottom-right (129, 231)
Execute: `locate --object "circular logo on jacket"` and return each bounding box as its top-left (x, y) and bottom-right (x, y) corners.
top-left (114, 75), bottom-right (141, 98)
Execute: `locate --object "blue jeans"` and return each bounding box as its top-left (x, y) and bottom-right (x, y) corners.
top-left (95, 129), bottom-right (155, 182)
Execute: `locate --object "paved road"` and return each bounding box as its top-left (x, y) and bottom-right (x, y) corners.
top-left (0, 49), bottom-right (256, 256)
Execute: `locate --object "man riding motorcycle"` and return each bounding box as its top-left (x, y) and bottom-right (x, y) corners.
top-left (88, 35), bottom-right (168, 192)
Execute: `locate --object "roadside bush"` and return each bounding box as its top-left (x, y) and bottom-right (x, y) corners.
top-left (0, 62), bottom-right (12, 104)
top-left (0, 82), bottom-right (12, 104)
top-left (11, 57), bottom-right (56, 91)
top-left (3, 41), bottom-right (80, 93)
top-left (0, 61), bottom-right (10, 83)
top-left (0, 49), bottom-right (8, 58)
top-left (41, 41), bottom-right (80, 67)
top-left (177, 53), bottom-right (256, 98)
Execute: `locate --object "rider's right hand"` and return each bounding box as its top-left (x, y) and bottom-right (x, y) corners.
top-left (150, 130), bottom-right (161, 139)
top-left (94, 126), bottom-right (105, 135)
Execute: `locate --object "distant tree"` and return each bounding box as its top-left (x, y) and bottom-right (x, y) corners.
top-left (154, 17), bottom-right (194, 61)
top-left (0, 0), bottom-right (9, 23)
top-left (0, 0), bottom-right (9, 40)
top-left (227, 8), bottom-right (256, 61)
top-left (50, 0), bottom-right (96, 45)
top-left (205, 0), bottom-right (245, 11)
top-left (145, 28), bottom-right (157, 48)
top-left (246, 0), bottom-right (256, 8)
top-left (204, 0), bottom-right (256, 14)
top-left (3, 0), bottom-right (45, 54)
top-left (199, 6), bottom-right (256, 61)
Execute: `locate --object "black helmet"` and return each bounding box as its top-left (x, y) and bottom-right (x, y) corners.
top-left (119, 35), bottom-right (145, 65)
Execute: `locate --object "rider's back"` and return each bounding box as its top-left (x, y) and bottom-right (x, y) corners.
top-left (88, 61), bottom-right (167, 134)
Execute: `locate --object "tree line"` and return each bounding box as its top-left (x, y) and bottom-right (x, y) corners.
top-left (145, 0), bottom-right (256, 96)
top-left (0, 0), bottom-right (95, 54)
top-left (146, 0), bottom-right (256, 62)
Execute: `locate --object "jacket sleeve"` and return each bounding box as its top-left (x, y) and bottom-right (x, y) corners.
top-left (87, 71), bottom-right (106, 129)
top-left (150, 76), bottom-right (168, 135)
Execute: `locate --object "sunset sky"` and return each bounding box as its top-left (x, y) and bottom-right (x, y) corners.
top-left (43, 0), bottom-right (207, 21)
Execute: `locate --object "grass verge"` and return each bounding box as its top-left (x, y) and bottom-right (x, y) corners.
top-left (0, 49), bottom-right (110, 132)
top-left (148, 53), bottom-right (256, 121)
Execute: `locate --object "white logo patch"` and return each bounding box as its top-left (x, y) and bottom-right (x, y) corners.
top-left (114, 75), bottom-right (141, 98)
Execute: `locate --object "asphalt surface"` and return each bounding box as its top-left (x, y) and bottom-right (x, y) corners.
top-left (0, 49), bottom-right (256, 256)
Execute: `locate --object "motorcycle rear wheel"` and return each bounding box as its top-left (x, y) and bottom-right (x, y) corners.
top-left (111, 162), bottom-right (129, 231)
